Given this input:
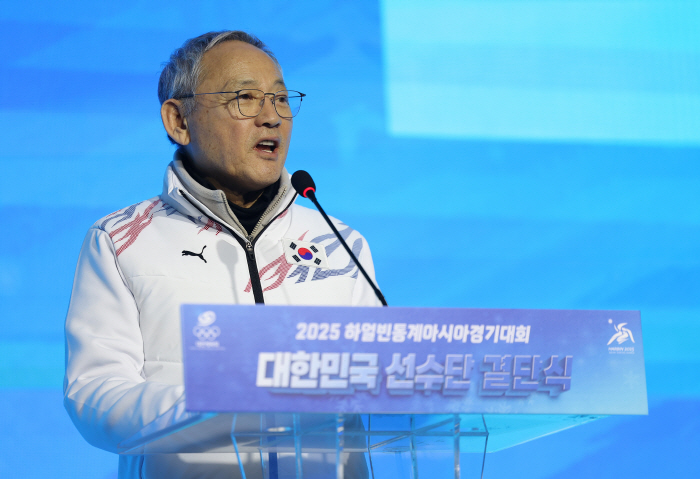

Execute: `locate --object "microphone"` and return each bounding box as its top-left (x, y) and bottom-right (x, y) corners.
top-left (291, 170), bottom-right (388, 306)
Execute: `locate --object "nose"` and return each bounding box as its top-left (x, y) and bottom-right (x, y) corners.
top-left (256, 93), bottom-right (281, 128)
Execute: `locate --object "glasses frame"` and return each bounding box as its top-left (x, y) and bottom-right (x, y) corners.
top-left (177, 89), bottom-right (306, 119)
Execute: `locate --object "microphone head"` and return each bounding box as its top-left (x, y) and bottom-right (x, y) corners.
top-left (291, 170), bottom-right (316, 198)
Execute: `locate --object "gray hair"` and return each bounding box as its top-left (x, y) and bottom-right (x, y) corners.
top-left (158, 30), bottom-right (278, 144)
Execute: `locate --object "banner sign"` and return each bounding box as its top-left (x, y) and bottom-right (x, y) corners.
top-left (181, 305), bottom-right (647, 415)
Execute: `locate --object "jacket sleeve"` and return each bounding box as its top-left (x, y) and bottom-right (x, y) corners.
top-left (64, 227), bottom-right (184, 453)
top-left (350, 234), bottom-right (384, 307)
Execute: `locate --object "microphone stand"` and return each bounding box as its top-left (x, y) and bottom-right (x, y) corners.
top-left (304, 190), bottom-right (388, 306)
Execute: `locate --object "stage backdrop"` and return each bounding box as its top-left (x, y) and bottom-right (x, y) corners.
top-left (1, 1), bottom-right (698, 477)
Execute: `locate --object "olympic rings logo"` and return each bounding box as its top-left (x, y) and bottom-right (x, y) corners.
top-left (193, 325), bottom-right (221, 342)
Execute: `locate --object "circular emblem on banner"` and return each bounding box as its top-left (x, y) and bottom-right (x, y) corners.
top-left (298, 247), bottom-right (313, 260)
top-left (198, 311), bottom-right (216, 326)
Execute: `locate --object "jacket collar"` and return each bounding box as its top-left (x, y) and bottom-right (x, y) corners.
top-left (162, 151), bottom-right (297, 241)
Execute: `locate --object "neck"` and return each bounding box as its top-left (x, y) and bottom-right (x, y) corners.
top-left (179, 152), bottom-right (265, 208)
top-left (205, 177), bottom-right (264, 208)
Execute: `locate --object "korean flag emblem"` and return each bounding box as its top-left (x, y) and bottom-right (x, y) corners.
top-left (283, 239), bottom-right (329, 268)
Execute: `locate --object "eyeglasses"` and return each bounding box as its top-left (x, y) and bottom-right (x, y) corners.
top-left (178, 89), bottom-right (305, 119)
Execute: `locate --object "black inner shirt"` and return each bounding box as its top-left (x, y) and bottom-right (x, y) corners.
top-left (228, 179), bottom-right (280, 235)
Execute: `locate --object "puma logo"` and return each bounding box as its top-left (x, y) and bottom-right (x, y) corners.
top-left (182, 246), bottom-right (207, 263)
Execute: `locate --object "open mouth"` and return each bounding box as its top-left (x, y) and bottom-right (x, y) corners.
top-left (255, 139), bottom-right (279, 154)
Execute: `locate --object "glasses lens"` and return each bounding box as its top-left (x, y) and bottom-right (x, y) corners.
top-left (236, 89), bottom-right (265, 117)
top-left (274, 90), bottom-right (303, 118)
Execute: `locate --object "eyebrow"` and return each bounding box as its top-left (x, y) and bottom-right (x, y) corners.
top-left (223, 78), bottom-right (287, 90)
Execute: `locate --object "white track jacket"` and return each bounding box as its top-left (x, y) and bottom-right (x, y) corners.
top-left (64, 161), bottom-right (381, 478)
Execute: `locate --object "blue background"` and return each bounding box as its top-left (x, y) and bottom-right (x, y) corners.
top-left (0, 0), bottom-right (698, 477)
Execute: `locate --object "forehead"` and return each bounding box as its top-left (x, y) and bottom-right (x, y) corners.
top-left (199, 40), bottom-right (284, 89)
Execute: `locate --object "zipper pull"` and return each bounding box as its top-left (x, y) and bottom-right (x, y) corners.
top-left (245, 241), bottom-right (255, 260)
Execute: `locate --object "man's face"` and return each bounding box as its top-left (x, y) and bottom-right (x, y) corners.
top-left (183, 41), bottom-right (292, 196)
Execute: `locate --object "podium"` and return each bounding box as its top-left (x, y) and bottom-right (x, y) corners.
top-left (118, 305), bottom-right (647, 478)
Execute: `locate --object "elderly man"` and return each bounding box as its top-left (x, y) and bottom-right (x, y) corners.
top-left (64, 31), bottom-right (380, 478)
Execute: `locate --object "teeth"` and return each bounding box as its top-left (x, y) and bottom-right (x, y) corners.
top-left (259, 140), bottom-right (275, 146)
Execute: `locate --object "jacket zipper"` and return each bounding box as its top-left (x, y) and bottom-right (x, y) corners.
top-left (243, 239), bottom-right (265, 303)
top-left (249, 185), bottom-right (288, 240)
top-left (178, 189), bottom-right (297, 305)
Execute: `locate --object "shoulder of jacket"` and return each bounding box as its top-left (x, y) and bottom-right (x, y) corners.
top-left (92, 196), bottom-right (169, 233)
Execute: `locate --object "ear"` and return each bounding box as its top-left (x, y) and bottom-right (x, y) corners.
top-left (161, 99), bottom-right (190, 145)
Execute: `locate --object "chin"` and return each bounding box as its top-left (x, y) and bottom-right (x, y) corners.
top-left (259, 165), bottom-right (286, 183)
top-left (249, 172), bottom-right (283, 191)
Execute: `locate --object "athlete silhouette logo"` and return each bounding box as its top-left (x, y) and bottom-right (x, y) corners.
top-left (607, 319), bottom-right (635, 345)
top-left (182, 246), bottom-right (207, 263)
